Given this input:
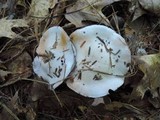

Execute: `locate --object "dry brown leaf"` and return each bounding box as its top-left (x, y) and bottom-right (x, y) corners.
top-left (0, 52), bottom-right (32, 88)
top-left (126, 14), bottom-right (151, 36)
top-left (0, 69), bottom-right (11, 82)
top-left (130, 0), bottom-right (160, 21)
top-left (49, 0), bottom-right (67, 26)
top-left (148, 97), bottom-right (160, 108)
top-left (30, 81), bottom-right (49, 101)
top-left (0, 91), bottom-right (20, 120)
top-left (132, 54), bottom-right (160, 98)
top-left (10, 91), bottom-right (36, 120)
top-left (27, 0), bottom-right (57, 23)
top-left (7, 51), bottom-right (32, 78)
top-left (65, 0), bottom-right (124, 27)
top-left (11, 91), bottom-right (36, 120)
top-left (0, 101), bottom-right (19, 120)
top-left (0, 18), bottom-right (28, 38)
top-left (105, 101), bottom-right (123, 111)
top-left (105, 101), bottom-right (145, 115)
top-left (139, 0), bottom-right (160, 15)
top-left (129, 1), bottom-right (146, 21)
top-left (16, 0), bottom-right (27, 7)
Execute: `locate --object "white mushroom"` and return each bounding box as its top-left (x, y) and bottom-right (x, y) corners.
top-left (66, 25), bottom-right (131, 98)
top-left (33, 26), bottom-right (75, 89)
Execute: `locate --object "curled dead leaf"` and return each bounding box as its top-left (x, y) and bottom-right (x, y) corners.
top-left (139, 0), bottom-right (160, 15)
top-left (132, 54), bottom-right (160, 98)
top-left (27, 0), bottom-right (57, 23)
top-left (0, 18), bottom-right (28, 38)
top-left (0, 69), bottom-right (11, 82)
top-left (0, 52), bottom-right (32, 88)
top-left (65, 0), bottom-right (117, 27)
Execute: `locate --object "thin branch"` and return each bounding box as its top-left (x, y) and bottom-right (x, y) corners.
top-left (0, 101), bottom-right (20, 120)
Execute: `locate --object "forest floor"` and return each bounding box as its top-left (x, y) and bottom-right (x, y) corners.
top-left (0, 0), bottom-right (160, 120)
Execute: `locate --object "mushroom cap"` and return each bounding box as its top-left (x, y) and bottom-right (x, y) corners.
top-left (66, 25), bottom-right (131, 98)
top-left (70, 25), bottom-right (131, 76)
top-left (66, 70), bottom-right (124, 98)
top-left (33, 26), bottom-right (75, 89)
top-left (36, 26), bottom-right (72, 55)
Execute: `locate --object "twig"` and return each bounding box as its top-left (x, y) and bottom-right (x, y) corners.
top-left (85, 0), bottom-right (111, 27)
top-left (51, 89), bottom-right (63, 108)
top-left (0, 101), bottom-right (20, 120)
top-left (29, 1), bottom-right (95, 19)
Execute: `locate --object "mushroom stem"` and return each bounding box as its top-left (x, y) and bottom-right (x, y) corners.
top-left (92, 97), bottom-right (105, 106)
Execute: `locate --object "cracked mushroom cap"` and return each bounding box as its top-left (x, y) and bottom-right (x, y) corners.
top-left (66, 25), bottom-right (131, 98)
top-left (33, 26), bottom-right (75, 89)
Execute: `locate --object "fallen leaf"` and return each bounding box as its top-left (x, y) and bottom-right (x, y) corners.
top-left (105, 101), bottom-right (123, 111)
top-left (49, 0), bottom-right (66, 26)
top-left (0, 1), bottom-right (7, 10)
top-left (0, 69), bottom-right (11, 82)
top-left (16, 0), bottom-right (27, 8)
top-left (78, 105), bottom-right (88, 113)
top-left (0, 91), bottom-right (20, 120)
top-left (129, 1), bottom-right (146, 21)
top-left (139, 0), bottom-right (160, 15)
top-left (27, 0), bottom-right (57, 23)
top-left (0, 18), bottom-right (28, 38)
top-left (11, 91), bottom-right (36, 120)
top-left (106, 101), bottom-right (146, 115)
top-left (65, 0), bottom-right (123, 27)
top-left (148, 97), bottom-right (160, 109)
top-left (29, 81), bottom-right (49, 101)
top-left (127, 14), bottom-right (151, 35)
top-left (0, 101), bottom-right (19, 120)
top-left (0, 52), bottom-right (32, 88)
top-left (132, 53), bottom-right (160, 98)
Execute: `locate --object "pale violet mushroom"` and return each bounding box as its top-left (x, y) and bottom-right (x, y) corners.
top-left (33, 26), bottom-right (75, 89)
top-left (66, 25), bottom-right (131, 98)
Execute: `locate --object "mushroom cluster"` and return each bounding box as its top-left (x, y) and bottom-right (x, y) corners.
top-left (33, 25), bottom-right (131, 98)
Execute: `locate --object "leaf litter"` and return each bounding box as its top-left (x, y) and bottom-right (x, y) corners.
top-left (0, 0), bottom-right (160, 119)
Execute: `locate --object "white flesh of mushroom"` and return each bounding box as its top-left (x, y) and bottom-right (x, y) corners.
top-left (33, 26), bottom-right (75, 89)
top-left (66, 25), bottom-right (131, 98)
top-left (92, 97), bottom-right (105, 106)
